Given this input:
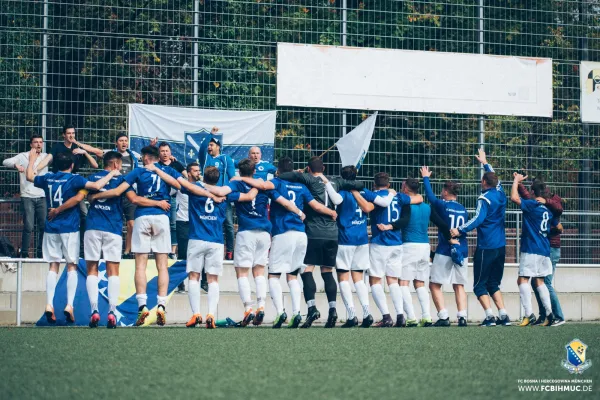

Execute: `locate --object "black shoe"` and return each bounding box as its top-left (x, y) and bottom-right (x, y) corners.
top-left (374, 315), bottom-right (394, 328)
top-left (532, 316), bottom-right (545, 326)
top-left (341, 316), bottom-right (358, 328)
top-left (542, 312), bottom-right (555, 327)
top-left (324, 308), bottom-right (337, 328)
top-left (273, 311), bottom-right (287, 329)
top-left (496, 314), bottom-right (511, 326)
top-left (300, 306), bottom-right (320, 328)
top-left (200, 279), bottom-right (208, 293)
top-left (168, 253), bottom-right (177, 260)
top-left (433, 318), bottom-right (450, 327)
top-left (122, 253), bottom-right (134, 259)
top-left (458, 317), bottom-right (467, 327)
top-left (479, 316), bottom-right (496, 327)
top-left (360, 314), bottom-right (374, 328)
top-left (176, 283), bottom-right (186, 293)
top-left (395, 314), bottom-right (407, 328)
top-left (19, 252), bottom-right (29, 259)
top-left (253, 308), bottom-right (265, 326)
top-left (288, 313), bottom-right (302, 328)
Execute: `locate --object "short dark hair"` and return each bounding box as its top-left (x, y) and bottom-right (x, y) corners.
top-left (237, 158), bottom-right (256, 178)
top-left (158, 142), bottom-right (171, 149)
top-left (405, 178), bottom-right (419, 194)
top-left (186, 162), bottom-right (199, 173)
top-left (29, 135), bottom-right (43, 144)
top-left (141, 145), bottom-right (159, 159)
top-left (531, 178), bottom-right (548, 198)
top-left (62, 124), bottom-right (75, 134)
top-left (54, 152), bottom-right (74, 171)
top-left (277, 157), bottom-right (294, 173)
top-left (103, 151), bottom-right (122, 167)
top-left (482, 172), bottom-right (498, 188)
top-left (443, 181), bottom-right (461, 196)
top-left (115, 132), bottom-right (128, 141)
top-left (204, 166), bottom-right (220, 185)
top-left (374, 172), bottom-right (390, 188)
top-left (341, 165), bottom-right (357, 181)
top-left (307, 156), bottom-right (324, 173)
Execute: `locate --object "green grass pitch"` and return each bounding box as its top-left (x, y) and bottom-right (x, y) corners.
top-left (1, 324), bottom-right (598, 399)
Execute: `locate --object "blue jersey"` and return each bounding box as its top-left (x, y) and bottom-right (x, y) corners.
top-left (228, 180), bottom-right (272, 233)
top-left (423, 177), bottom-right (468, 257)
top-left (520, 199), bottom-right (553, 257)
top-left (370, 190), bottom-right (412, 246)
top-left (204, 154), bottom-right (236, 186)
top-left (124, 163), bottom-right (181, 219)
top-left (34, 172), bottom-right (88, 234)
top-left (184, 182), bottom-right (240, 244)
top-left (337, 189), bottom-right (378, 246)
top-left (235, 160), bottom-right (277, 180)
top-left (268, 178), bottom-right (314, 237)
top-left (86, 170), bottom-right (130, 236)
top-left (458, 164), bottom-right (506, 250)
top-left (403, 203), bottom-right (431, 243)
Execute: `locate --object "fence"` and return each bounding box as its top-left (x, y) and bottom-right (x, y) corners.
top-left (1, 1), bottom-right (599, 259)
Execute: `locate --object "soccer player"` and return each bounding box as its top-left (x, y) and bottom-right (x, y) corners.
top-left (421, 166), bottom-right (469, 327)
top-left (278, 157), bottom-right (363, 328)
top-left (234, 157), bottom-right (337, 328)
top-left (335, 165), bottom-right (395, 328)
top-left (48, 152), bottom-right (171, 328)
top-left (204, 158), bottom-right (305, 326)
top-left (396, 178), bottom-right (433, 327)
top-left (25, 151), bottom-right (118, 323)
top-left (353, 172), bottom-right (422, 327)
top-left (89, 146), bottom-right (215, 326)
top-left (451, 149), bottom-right (510, 327)
top-left (235, 147), bottom-right (277, 180)
top-left (510, 173), bottom-right (556, 326)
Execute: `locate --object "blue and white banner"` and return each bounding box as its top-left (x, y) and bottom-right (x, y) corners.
top-left (335, 112), bottom-right (377, 170)
top-left (128, 104), bottom-right (276, 166)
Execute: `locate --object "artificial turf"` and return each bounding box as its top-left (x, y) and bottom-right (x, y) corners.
top-left (0, 324), bottom-right (598, 400)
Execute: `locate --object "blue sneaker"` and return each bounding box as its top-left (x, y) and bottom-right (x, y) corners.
top-left (479, 316), bottom-right (496, 327)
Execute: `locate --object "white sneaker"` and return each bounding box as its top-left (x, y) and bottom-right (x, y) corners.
top-left (551, 319), bottom-right (566, 327)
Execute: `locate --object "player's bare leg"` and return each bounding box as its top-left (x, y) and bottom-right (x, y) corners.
top-left (125, 220), bottom-right (134, 255)
top-left (45, 262), bottom-right (60, 323)
top-left (252, 265), bottom-right (266, 326)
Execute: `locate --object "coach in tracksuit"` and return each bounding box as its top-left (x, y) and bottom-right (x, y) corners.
top-left (451, 149), bottom-right (510, 327)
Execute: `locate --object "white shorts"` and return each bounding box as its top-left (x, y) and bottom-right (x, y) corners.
top-left (369, 244), bottom-right (403, 279)
top-left (430, 254), bottom-right (468, 285)
top-left (519, 252), bottom-right (552, 278)
top-left (187, 239), bottom-right (224, 276)
top-left (131, 215), bottom-right (171, 254)
top-left (401, 243), bottom-right (431, 281)
top-left (234, 230), bottom-right (271, 268)
top-left (84, 230), bottom-right (122, 262)
top-left (269, 231), bottom-right (307, 275)
top-left (43, 232), bottom-right (79, 264)
top-left (336, 244), bottom-right (370, 271)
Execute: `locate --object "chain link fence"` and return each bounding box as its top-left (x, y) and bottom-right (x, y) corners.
top-left (1, 1), bottom-right (599, 262)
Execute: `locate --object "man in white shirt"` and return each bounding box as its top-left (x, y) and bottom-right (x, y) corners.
top-left (2, 135), bottom-right (48, 258)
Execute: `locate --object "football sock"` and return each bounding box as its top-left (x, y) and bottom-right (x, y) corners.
top-left (269, 278), bottom-right (284, 314)
top-left (484, 308), bottom-right (494, 318)
top-left (288, 279), bottom-right (301, 315)
top-left (438, 308), bottom-right (449, 320)
top-left (237, 277), bottom-right (252, 311)
top-left (416, 286), bottom-right (431, 319)
top-left (321, 271), bottom-right (337, 304)
top-left (371, 284), bottom-right (389, 315)
top-left (254, 275), bottom-right (267, 309)
top-left (354, 279), bottom-right (371, 317)
top-left (536, 283), bottom-right (553, 316)
top-left (388, 283), bottom-right (404, 316)
top-left (86, 274), bottom-right (99, 312)
top-left (207, 282), bottom-right (219, 316)
top-left (188, 280), bottom-right (200, 315)
top-left (519, 283), bottom-right (533, 316)
top-left (46, 271), bottom-right (57, 306)
top-left (107, 276), bottom-right (120, 312)
top-left (339, 280), bottom-right (356, 319)
top-left (400, 285), bottom-right (416, 320)
top-left (136, 294), bottom-right (148, 308)
top-left (300, 272), bottom-right (316, 305)
top-left (498, 308), bottom-right (508, 318)
top-left (457, 309), bottom-right (467, 318)
top-left (157, 295), bottom-right (168, 307)
top-left (66, 271), bottom-right (77, 308)
top-left (328, 301), bottom-right (336, 309)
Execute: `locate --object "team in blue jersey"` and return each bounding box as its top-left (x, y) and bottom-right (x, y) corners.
top-left (30, 139), bottom-right (562, 329)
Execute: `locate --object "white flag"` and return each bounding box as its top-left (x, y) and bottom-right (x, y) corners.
top-left (335, 112), bottom-right (377, 169)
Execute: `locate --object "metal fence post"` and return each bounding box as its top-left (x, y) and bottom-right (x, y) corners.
top-left (16, 260), bottom-right (22, 326)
